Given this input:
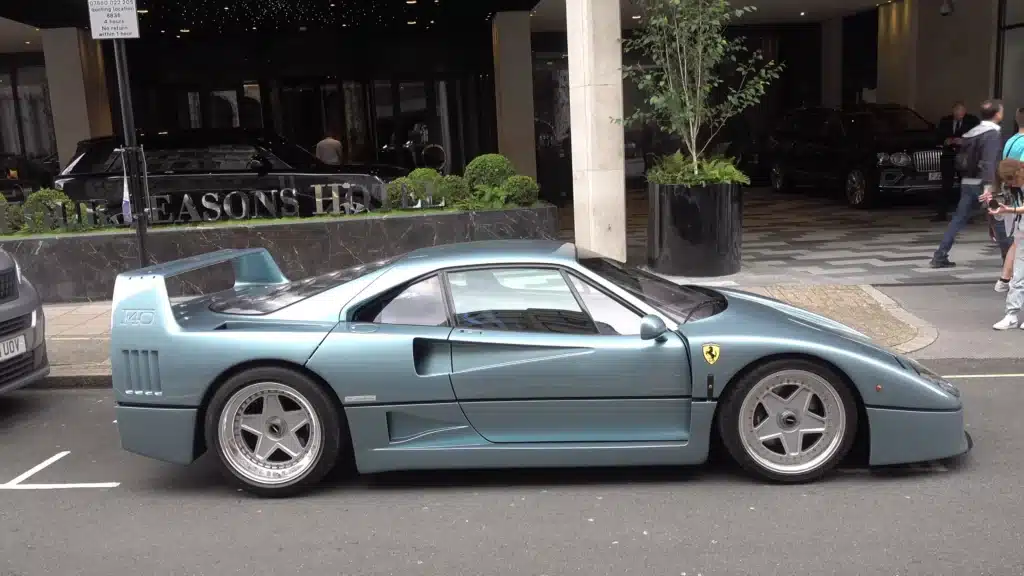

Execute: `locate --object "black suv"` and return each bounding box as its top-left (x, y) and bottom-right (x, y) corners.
top-left (54, 129), bottom-right (408, 226)
top-left (765, 104), bottom-right (951, 208)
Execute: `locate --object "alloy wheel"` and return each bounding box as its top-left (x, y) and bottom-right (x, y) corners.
top-left (845, 170), bottom-right (866, 206)
top-left (737, 369), bottom-right (847, 476)
top-left (217, 381), bottom-right (324, 486)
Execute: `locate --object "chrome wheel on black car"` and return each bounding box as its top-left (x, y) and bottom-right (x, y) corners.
top-left (770, 163), bottom-right (791, 193)
top-left (845, 169), bottom-right (875, 208)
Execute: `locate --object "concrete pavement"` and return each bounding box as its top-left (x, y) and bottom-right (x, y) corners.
top-left (0, 358), bottom-right (1016, 575)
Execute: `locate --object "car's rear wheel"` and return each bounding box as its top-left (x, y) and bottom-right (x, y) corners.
top-left (206, 366), bottom-right (343, 497)
top-left (769, 162), bottom-right (793, 193)
top-left (718, 359), bottom-right (858, 483)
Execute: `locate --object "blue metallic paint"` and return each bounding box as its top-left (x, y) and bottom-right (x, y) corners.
top-left (110, 242), bottom-right (968, 474)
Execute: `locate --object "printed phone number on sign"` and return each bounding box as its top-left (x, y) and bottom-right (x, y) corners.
top-left (89, 0), bottom-right (136, 9)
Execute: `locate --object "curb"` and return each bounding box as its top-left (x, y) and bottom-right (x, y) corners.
top-left (35, 364), bottom-right (112, 389)
top-left (858, 284), bottom-right (939, 354)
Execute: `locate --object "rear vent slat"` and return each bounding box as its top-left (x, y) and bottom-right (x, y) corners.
top-left (121, 349), bottom-right (162, 396)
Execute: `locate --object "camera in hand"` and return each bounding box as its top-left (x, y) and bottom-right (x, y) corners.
top-left (990, 190), bottom-right (1011, 210)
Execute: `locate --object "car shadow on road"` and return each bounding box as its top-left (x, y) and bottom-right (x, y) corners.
top-left (0, 394), bottom-right (50, 433)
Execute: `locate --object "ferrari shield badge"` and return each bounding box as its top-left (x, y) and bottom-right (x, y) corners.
top-left (702, 344), bottom-right (721, 365)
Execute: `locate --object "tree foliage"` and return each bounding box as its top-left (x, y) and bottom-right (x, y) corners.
top-left (623, 0), bottom-right (783, 180)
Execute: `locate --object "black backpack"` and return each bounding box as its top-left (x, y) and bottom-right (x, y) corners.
top-left (955, 133), bottom-right (984, 177)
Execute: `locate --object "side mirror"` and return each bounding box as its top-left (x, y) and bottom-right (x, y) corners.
top-left (640, 314), bottom-right (668, 341)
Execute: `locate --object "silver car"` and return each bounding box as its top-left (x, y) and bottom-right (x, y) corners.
top-left (0, 250), bottom-right (47, 395)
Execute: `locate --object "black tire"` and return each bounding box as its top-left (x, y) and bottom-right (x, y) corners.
top-left (205, 366), bottom-right (344, 497)
top-left (717, 359), bottom-right (859, 484)
top-left (844, 168), bottom-right (878, 209)
top-left (769, 162), bottom-right (794, 193)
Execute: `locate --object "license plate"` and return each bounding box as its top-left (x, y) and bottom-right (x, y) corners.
top-left (928, 172), bottom-right (942, 181)
top-left (0, 334), bottom-right (26, 362)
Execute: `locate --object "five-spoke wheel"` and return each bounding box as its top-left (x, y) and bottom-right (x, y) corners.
top-left (206, 367), bottom-right (344, 497)
top-left (719, 359), bottom-right (858, 483)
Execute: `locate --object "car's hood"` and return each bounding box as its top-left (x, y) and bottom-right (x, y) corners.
top-left (321, 163), bottom-right (409, 181)
top-left (717, 288), bottom-right (880, 348)
top-left (871, 131), bottom-right (937, 152)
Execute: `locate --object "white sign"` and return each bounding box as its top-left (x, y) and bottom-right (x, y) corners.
top-left (87, 0), bottom-right (141, 40)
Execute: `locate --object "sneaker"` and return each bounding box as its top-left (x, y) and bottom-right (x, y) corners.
top-left (994, 314), bottom-right (1020, 330)
top-left (996, 279), bottom-right (1011, 293)
top-left (929, 258), bottom-right (956, 269)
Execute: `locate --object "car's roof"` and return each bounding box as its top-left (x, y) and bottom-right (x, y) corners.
top-left (76, 128), bottom-right (289, 149)
top-left (398, 239), bottom-right (578, 268)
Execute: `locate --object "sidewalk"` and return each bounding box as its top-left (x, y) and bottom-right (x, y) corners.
top-left (35, 284), bottom-right (939, 388)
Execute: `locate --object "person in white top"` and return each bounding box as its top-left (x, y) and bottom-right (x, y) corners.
top-left (315, 131), bottom-right (344, 165)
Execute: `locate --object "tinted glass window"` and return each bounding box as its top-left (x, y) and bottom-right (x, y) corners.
top-left (843, 107), bottom-right (932, 137)
top-left (356, 275), bottom-right (448, 326)
top-left (568, 275), bottom-right (642, 335)
top-left (145, 144), bottom-right (257, 172)
top-left (577, 250), bottom-right (724, 324)
top-left (260, 140), bottom-right (321, 171)
top-left (447, 268), bottom-right (598, 335)
top-left (64, 141), bottom-right (119, 175)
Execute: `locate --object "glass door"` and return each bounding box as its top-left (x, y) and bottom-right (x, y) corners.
top-left (371, 79), bottom-right (456, 172)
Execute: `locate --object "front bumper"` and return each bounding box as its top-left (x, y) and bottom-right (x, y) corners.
top-left (115, 404), bottom-right (201, 465)
top-left (0, 276), bottom-right (47, 395)
top-left (867, 405), bottom-right (970, 466)
top-left (878, 168), bottom-right (956, 193)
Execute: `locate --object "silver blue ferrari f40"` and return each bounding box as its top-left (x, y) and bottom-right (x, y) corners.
top-left (110, 240), bottom-right (970, 496)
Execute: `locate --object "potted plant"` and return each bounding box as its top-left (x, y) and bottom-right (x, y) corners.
top-left (624, 0), bottom-right (782, 276)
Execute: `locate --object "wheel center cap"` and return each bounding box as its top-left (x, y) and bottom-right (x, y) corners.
top-left (266, 417), bottom-right (284, 440)
top-left (778, 411), bottom-right (799, 430)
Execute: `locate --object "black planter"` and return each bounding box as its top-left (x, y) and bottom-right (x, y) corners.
top-left (647, 182), bottom-right (743, 277)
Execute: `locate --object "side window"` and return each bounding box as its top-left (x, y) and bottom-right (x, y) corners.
top-left (447, 268), bottom-right (598, 335)
top-left (567, 275), bottom-right (643, 336)
top-left (144, 145), bottom-right (257, 173)
top-left (355, 275), bottom-right (448, 327)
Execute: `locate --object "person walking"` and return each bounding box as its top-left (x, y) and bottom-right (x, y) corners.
top-left (933, 101), bottom-right (980, 222)
top-left (994, 108), bottom-right (1024, 292)
top-left (989, 159), bottom-right (1024, 329)
top-left (930, 99), bottom-right (1004, 269)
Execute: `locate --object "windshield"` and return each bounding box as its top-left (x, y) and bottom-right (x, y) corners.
top-left (843, 107), bottom-right (932, 137)
top-left (208, 256), bottom-right (399, 315)
top-left (577, 251), bottom-right (720, 324)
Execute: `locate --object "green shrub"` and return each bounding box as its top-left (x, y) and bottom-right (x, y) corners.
top-left (408, 168), bottom-right (444, 203)
top-left (438, 175), bottom-right (471, 205)
top-left (455, 184), bottom-right (510, 211)
top-left (647, 152), bottom-right (750, 187)
top-left (0, 196), bottom-right (23, 233)
top-left (502, 175), bottom-right (540, 206)
top-left (464, 154), bottom-right (516, 189)
top-left (385, 177), bottom-right (421, 209)
top-left (22, 188), bottom-right (83, 233)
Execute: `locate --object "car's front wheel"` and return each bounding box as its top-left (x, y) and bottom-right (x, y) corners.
top-left (718, 359), bottom-right (858, 483)
top-left (844, 168), bottom-right (877, 208)
top-left (205, 366), bottom-right (343, 497)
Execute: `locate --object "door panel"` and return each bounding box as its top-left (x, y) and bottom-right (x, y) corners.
top-left (306, 324), bottom-right (456, 405)
top-left (448, 328), bottom-right (690, 442)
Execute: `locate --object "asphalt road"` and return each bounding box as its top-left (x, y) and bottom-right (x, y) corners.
top-left (1, 359), bottom-right (1021, 576)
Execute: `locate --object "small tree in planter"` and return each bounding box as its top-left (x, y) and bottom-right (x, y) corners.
top-left (624, 0), bottom-right (782, 276)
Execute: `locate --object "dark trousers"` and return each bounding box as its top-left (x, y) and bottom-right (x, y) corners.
top-left (936, 158), bottom-right (956, 218)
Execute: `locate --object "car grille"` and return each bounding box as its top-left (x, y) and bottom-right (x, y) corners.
top-left (913, 150), bottom-right (941, 173)
top-left (0, 314), bottom-right (30, 339)
top-left (0, 352), bottom-right (34, 386)
top-left (0, 268), bottom-right (17, 303)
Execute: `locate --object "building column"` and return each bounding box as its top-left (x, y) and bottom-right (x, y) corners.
top-left (41, 28), bottom-right (113, 168)
top-left (876, 0), bottom-right (919, 110)
top-left (565, 0), bottom-right (626, 262)
top-left (821, 18), bottom-right (843, 107)
top-left (491, 11), bottom-right (537, 178)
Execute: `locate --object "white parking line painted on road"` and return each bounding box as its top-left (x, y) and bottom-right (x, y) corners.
top-left (943, 373), bottom-right (1024, 379)
top-left (4, 451), bottom-right (70, 485)
top-left (0, 451), bottom-right (120, 490)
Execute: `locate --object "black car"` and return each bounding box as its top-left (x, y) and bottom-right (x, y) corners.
top-left (765, 104), bottom-right (951, 208)
top-left (53, 129), bottom-right (409, 227)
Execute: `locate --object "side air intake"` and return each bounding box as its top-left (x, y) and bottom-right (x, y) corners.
top-left (120, 349), bottom-right (162, 396)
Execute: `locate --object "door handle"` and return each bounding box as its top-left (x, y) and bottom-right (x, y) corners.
top-left (456, 328), bottom-right (483, 335)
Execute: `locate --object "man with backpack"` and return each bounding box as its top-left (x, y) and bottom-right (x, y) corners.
top-left (930, 99), bottom-right (1004, 269)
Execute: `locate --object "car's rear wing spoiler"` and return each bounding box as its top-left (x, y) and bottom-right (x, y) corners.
top-left (110, 248), bottom-right (288, 335)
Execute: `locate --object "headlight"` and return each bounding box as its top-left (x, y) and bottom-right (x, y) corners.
top-left (890, 152), bottom-right (911, 167)
top-left (876, 153), bottom-right (890, 166)
top-left (903, 356), bottom-right (960, 398)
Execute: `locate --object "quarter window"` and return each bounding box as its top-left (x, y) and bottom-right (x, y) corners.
top-left (356, 275), bottom-right (449, 327)
top-left (447, 268), bottom-right (598, 335)
top-left (567, 275), bottom-right (643, 336)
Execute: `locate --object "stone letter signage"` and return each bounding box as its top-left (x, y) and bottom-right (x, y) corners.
top-left (87, 0), bottom-right (141, 40)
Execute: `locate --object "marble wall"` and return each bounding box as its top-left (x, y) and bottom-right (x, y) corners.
top-left (0, 206), bottom-right (559, 303)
